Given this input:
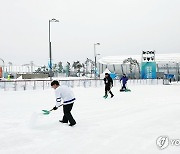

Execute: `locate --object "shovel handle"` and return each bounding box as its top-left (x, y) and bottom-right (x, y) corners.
top-left (49, 104), bottom-right (63, 112)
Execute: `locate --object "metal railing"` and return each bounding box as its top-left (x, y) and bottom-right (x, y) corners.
top-left (0, 79), bottom-right (164, 91)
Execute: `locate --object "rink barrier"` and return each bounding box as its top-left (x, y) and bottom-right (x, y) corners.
top-left (0, 79), bottom-right (164, 91)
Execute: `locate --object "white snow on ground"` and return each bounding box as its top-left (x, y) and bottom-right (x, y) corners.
top-left (0, 85), bottom-right (180, 154)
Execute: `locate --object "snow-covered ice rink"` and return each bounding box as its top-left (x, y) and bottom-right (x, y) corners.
top-left (0, 84), bottom-right (180, 154)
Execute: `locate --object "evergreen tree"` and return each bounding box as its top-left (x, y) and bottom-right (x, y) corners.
top-left (58, 61), bottom-right (63, 73)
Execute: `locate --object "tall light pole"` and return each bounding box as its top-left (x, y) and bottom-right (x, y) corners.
top-left (97, 54), bottom-right (101, 78)
top-left (94, 43), bottom-right (100, 79)
top-left (0, 58), bottom-right (5, 78)
top-left (49, 18), bottom-right (59, 80)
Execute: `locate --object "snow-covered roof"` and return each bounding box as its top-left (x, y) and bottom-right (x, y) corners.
top-left (98, 53), bottom-right (180, 64)
top-left (102, 68), bottom-right (111, 74)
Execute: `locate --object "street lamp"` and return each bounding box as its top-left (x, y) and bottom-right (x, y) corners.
top-left (97, 54), bottom-right (101, 78)
top-left (49, 18), bottom-right (59, 80)
top-left (94, 43), bottom-right (100, 79)
top-left (0, 58), bottom-right (5, 78)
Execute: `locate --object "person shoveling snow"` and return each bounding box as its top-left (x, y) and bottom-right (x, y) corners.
top-left (42, 80), bottom-right (76, 127)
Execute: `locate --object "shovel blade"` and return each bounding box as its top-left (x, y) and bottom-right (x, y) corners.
top-left (42, 110), bottom-right (50, 115)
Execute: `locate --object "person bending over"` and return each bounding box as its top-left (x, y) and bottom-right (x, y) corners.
top-left (51, 80), bottom-right (76, 126)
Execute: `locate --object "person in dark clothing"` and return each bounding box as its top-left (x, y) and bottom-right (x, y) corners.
top-left (103, 73), bottom-right (114, 98)
top-left (120, 74), bottom-right (128, 90)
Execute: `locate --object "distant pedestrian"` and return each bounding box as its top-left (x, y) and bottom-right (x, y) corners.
top-left (120, 74), bottom-right (128, 91)
top-left (169, 78), bottom-right (172, 83)
top-left (51, 80), bottom-right (76, 126)
top-left (103, 73), bottom-right (114, 98)
top-left (7, 74), bottom-right (11, 80)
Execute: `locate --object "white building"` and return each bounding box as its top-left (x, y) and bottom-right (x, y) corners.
top-left (98, 53), bottom-right (180, 80)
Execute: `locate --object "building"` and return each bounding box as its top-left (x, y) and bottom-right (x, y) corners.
top-left (98, 53), bottom-right (180, 80)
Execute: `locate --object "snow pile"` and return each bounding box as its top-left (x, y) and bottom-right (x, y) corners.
top-left (0, 85), bottom-right (180, 154)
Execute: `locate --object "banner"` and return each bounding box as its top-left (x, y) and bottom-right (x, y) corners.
top-left (0, 67), bottom-right (2, 78)
top-left (141, 62), bottom-right (156, 79)
top-left (48, 60), bottom-right (52, 69)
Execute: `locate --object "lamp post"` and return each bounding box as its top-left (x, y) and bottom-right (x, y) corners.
top-left (49, 18), bottom-right (59, 80)
top-left (95, 53), bottom-right (101, 78)
top-left (0, 58), bottom-right (5, 78)
top-left (97, 54), bottom-right (101, 78)
top-left (94, 43), bottom-right (100, 79)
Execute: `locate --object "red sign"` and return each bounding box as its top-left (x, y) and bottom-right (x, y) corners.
top-left (0, 67), bottom-right (2, 78)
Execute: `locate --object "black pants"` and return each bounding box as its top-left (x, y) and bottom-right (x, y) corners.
top-left (122, 84), bottom-right (126, 90)
top-left (105, 86), bottom-right (113, 96)
top-left (62, 103), bottom-right (76, 125)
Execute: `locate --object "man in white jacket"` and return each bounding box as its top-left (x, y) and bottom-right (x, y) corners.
top-left (51, 80), bottom-right (76, 126)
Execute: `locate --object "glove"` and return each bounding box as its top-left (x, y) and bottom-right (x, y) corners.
top-left (53, 106), bottom-right (58, 110)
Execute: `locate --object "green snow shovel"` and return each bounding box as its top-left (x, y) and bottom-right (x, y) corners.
top-left (42, 104), bottom-right (63, 115)
top-left (42, 109), bottom-right (54, 115)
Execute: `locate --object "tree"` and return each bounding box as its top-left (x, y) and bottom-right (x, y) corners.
top-left (35, 65), bottom-right (49, 73)
top-left (53, 63), bottom-right (58, 73)
top-left (82, 63), bottom-right (85, 76)
top-left (123, 58), bottom-right (140, 79)
top-left (58, 61), bottom-right (63, 73)
top-left (84, 58), bottom-right (94, 77)
top-left (35, 67), bottom-right (41, 73)
top-left (65, 62), bottom-right (71, 77)
top-left (72, 61), bottom-right (82, 77)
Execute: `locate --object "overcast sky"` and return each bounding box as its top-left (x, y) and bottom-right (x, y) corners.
top-left (0, 0), bottom-right (180, 66)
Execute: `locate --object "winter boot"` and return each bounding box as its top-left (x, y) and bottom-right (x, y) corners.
top-left (103, 95), bottom-right (108, 99)
top-left (59, 120), bottom-right (68, 123)
top-left (69, 122), bottom-right (76, 126)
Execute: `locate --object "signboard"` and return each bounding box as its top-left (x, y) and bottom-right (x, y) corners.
top-left (48, 60), bottom-right (53, 69)
top-left (141, 62), bottom-right (157, 79)
top-left (142, 50), bottom-right (155, 62)
top-left (0, 67), bottom-right (2, 78)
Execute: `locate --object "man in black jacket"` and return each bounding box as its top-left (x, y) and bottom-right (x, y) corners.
top-left (103, 73), bottom-right (114, 98)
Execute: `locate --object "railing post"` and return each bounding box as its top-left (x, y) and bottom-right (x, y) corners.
top-left (4, 81), bottom-right (6, 91)
top-left (24, 81), bottom-right (26, 90)
top-left (83, 80), bottom-right (86, 88)
top-left (33, 81), bottom-right (36, 90)
top-left (14, 81), bottom-right (17, 91)
top-left (78, 80), bottom-right (80, 87)
top-left (95, 79), bottom-right (97, 87)
top-left (43, 81), bottom-right (44, 90)
top-left (89, 80), bottom-right (91, 87)
top-left (72, 80), bottom-right (74, 88)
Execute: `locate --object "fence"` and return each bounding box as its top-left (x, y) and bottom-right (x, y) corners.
top-left (0, 79), bottom-right (165, 91)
